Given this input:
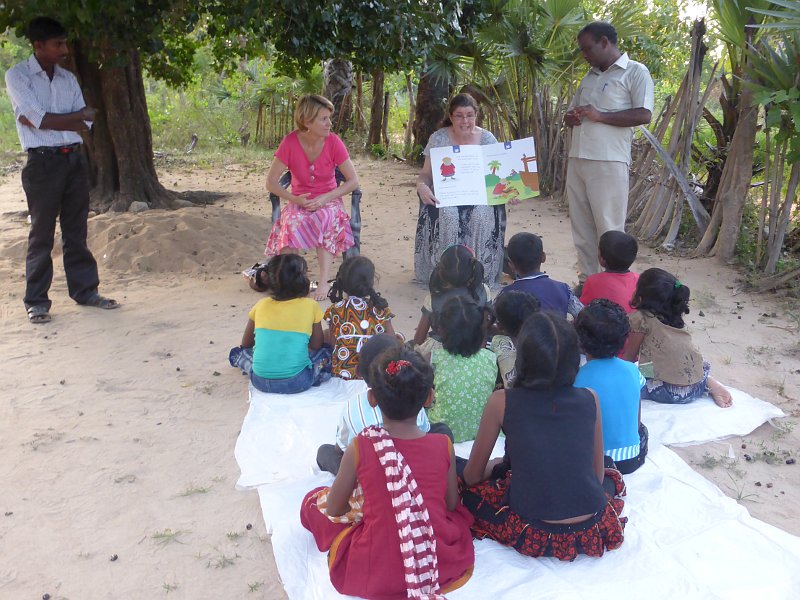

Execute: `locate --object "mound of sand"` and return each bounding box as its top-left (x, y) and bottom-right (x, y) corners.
top-left (0, 206), bottom-right (270, 276)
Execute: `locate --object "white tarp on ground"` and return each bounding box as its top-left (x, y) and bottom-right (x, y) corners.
top-left (236, 381), bottom-right (800, 599)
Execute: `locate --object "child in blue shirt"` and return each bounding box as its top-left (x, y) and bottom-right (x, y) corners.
top-left (499, 232), bottom-right (583, 318)
top-left (574, 299), bottom-right (648, 474)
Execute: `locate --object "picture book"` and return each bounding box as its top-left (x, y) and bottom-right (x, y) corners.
top-left (429, 137), bottom-right (539, 207)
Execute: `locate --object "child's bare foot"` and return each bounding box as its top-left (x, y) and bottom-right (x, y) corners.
top-left (708, 378), bottom-right (733, 408)
top-left (313, 281), bottom-right (330, 302)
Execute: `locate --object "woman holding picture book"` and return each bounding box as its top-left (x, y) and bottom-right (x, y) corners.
top-left (415, 93), bottom-right (506, 286)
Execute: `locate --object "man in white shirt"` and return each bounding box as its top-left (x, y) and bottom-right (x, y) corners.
top-left (565, 22), bottom-right (654, 282)
top-left (5, 17), bottom-right (118, 324)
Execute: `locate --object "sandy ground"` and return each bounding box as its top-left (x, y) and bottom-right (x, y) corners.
top-left (0, 154), bottom-right (798, 599)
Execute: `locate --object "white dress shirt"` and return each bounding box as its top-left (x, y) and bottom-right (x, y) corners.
top-left (568, 53), bottom-right (655, 165)
top-left (5, 54), bottom-right (89, 150)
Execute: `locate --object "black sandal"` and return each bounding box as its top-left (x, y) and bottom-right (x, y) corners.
top-left (83, 294), bottom-right (120, 310)
top-left (27, 305), bottom-right (51, 324)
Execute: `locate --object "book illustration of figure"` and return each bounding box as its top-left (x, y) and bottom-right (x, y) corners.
top-left (492, 178), bottom-right (519, 201)
top-left (440, 157), bottom-right (456, 181)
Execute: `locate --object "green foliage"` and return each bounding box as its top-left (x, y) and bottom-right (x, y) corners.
top-left (259, 0), bottom-right (481, 76)
top-left (748, 0), bottom-right (800, 30)
top-left (745, 32), bottom-right (800, 162)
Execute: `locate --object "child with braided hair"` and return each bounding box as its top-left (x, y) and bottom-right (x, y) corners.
top-left (325, 255), bottom-right (396, 379)
top-left (622, 268), bottom-right (732, 408)
top-left (300, 347), bottom-right (474, 599)
top-left (413, 244), bottom-right (491, 346)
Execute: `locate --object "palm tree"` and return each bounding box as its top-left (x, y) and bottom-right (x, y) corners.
top-left (488, 160), bottom-right (502, 175)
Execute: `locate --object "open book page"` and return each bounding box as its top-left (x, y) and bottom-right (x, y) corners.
top-left (429, 144), bottom-right (487, 207)
top-left (482, 137), bottom-right (539, 206)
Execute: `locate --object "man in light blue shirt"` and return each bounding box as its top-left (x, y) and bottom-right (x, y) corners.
top-left (5, 17), bottom-right (118, 324)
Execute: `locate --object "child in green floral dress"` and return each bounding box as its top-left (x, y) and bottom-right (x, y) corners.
top-left (428, 296), bottom-right (497, 442)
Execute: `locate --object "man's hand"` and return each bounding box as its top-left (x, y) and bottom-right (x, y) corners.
top-left (564, 109), bottom-right (581, 127)
top-left (18, 115), bottom-right (34, 127)
top-left (80, 106), bottom-right (97, 121)
top-left (572, 104), bottom-right (603, 123)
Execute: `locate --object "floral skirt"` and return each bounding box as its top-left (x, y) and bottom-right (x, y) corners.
top-left (414, 202), bottom-right (506, 285)
top-left (460, 468), bottom-right (627, 561)
top-left (643, 361), bottom-right (711, 404)
top-left (266, 199), bottom-right (354, 256)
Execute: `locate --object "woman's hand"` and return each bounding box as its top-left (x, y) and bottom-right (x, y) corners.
top-left (417, 156), bottom-right (439, 206)
top-left (303, 192), bottom-right (333, 212)
top-left (417, 183), bottom-right (440, 206)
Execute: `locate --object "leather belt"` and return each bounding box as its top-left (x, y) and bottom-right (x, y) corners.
top-left (27, 143), bottom-right (82, 155)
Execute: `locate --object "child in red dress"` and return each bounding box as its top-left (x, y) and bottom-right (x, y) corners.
top-left (300, 347), bottom-right (474, 599)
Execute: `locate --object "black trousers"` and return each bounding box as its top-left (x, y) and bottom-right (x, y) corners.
top-left (21, 150), bottom-right (99, 309)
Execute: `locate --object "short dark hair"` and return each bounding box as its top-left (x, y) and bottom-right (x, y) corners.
top-left (631, 268), bottom-right (691, 329)
top-left (328, 255), bottom-right (388, 310)
top-left (436, 296), bottom-right (486, 357)
top-left (507, 232), bottom-right (544, 274)
top-left (494, 290), bottom-right (540, 338)
top-left (514, 312), bottom-right (580, 390)
top-left (574, 299), bottom-right (631, 358)
top-left (356, 333), bottom-right (400, 383)
top-left (264, 254), bottom-right (310, 301)
top-left (369, 346), bottom-right (434, 420)
top-left (27, 17), bottom-right (67, 44)
top-left (599, 230), bottom-right (638, 271)
top-left (579, 22), bottom-right (618, 45)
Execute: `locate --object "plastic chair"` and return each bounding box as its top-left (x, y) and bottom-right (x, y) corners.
top-left (269, 167), bottom-right (362, 258)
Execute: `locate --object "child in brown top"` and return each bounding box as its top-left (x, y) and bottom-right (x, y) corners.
top-left (622, 268), bottom-right (732, 408)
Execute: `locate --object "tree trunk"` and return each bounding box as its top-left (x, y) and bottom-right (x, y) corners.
top-left (73, 43), bottom-right (174, 212)
top-left (355, 71), bottom-right (366, 133)
top-left (404, 73), bottom-right (415, 156)
top-left (323, 59), bottom-right (353, 134)
top-left (367, 69), bottom-right (384, 147)
top-left (710, 74), bottom-right (758, 262)
top-left (381, 91), bottom-right (390, 147)
top-left (412, 68), bottom-right (451, 163)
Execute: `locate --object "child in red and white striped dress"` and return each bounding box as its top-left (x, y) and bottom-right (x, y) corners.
top-left (300, 346), bottom-right (474, 599)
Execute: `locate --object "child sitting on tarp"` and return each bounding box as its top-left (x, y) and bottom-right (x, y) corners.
top-left (575, 299), bottom-right (648, 474)
top-left (301, 346), bottom-right (475, 599)
top-left (461, 312), bottom-right (627, 560)
top-left (316, 334), bottom-right (453, 475)
top-left (622, 268), bottom-right (733, 408)
top-left (428, 296), bottom-right (497, 443)
top-left (498, 232), bottom-right (583, 318)
top-left (490, 290), bottom-right (540, 388)
top-left (413, 244), bottom-right (491, 360)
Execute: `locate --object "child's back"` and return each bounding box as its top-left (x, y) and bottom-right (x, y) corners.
top-left (579, 231), bottom-right (640, 312)
top-left (503, 385), bottom-right (607, 521)
top-left (501, 274), bottom-right (573, 315)
top-left (461, 312), bottom-right (627, 560)
top-left (323, 432), bottom-right (473, 597)
top-left (575, 299), bottom-right (647, 473)
top-left (301, 347), bottom-right (474, 598)
top-left (580, 270), bottom-right (639, 313)
top-left (502, 232), bottom-right (582, 317)
top-left (325, 256), bottom-right (395, 380)
top-left (430, 346), bottom-right (497, 442)
top-left (250, 295), bottom-right (322, 378)
top-left (428, 296), bottom-right (497, 442)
